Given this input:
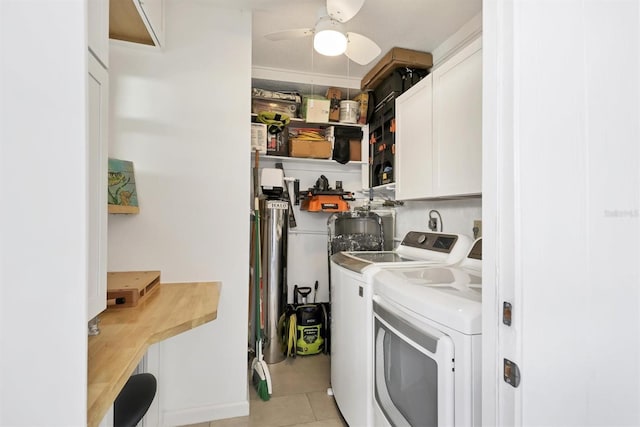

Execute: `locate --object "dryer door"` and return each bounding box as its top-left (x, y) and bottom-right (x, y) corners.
top-left (373, 297), bottom-right (455, 427)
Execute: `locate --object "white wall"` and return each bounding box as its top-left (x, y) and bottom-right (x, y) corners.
top-left (484, 0), bottom-right (640, 425)
top-left (107, 2), bottom-right (251, 424)
top-left (394, 199), bottom-right (481, 243)
top-left (432, 12), bottom-right (482, 67)
top-left (0, 1), bottom-right (88, 425)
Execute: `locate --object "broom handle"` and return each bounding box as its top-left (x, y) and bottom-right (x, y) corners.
top-left (254, 198), bottom-right (262, 345)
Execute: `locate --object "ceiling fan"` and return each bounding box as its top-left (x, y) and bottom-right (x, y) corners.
top-left (264, 0), bottom-right (381, 65)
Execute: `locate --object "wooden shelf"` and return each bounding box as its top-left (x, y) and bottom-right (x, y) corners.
top-left (254, 152), bottom-right (365, 166)
top-left (108, 204), bottom-right (140, 214)
top-left (87, 281), bottom-right (221, 427)
top-left (251, 113), bottom-right (364, 128)
top-left (109, 0), bottom-right (154, 46)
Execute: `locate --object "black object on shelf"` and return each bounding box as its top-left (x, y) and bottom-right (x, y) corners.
top-left (369, 95), bottom-right (396, 187)
top-left (296, 175), bottom-right (355, 212)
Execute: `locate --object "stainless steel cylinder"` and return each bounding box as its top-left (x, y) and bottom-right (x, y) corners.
top-left (261, 199), bottom-right (288, 364)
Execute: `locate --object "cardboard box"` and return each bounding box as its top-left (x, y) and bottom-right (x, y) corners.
top-left (326, 87), bottom-right (343, 122)
top-left (361, 47), bottom-right (433, 90)
top-left (305, 98), bottom-right (330, 123)
top-left (352, 92), bottom-right (369, 124)
top-left (289, 139), bottom-right (332, 159)
top-left (251, 123), bottom-right (267, 153)
top-left (349, 139), bottom-right (362, 161)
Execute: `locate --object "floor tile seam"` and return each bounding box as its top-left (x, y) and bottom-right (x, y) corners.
top-left (306, 390), bottom-right (339, 423)
top-left (302, 391), bottom-right (318, 422)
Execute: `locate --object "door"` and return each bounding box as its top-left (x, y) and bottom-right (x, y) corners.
top-left (373, 297), bottom-right (454, 427)
top-left (395, 74), bottom-right (433, 200)
top-left (87, 52), bottom-right (108, 322)
top-left (432, 37), bottom-right (482, 197)
top-left (483, 1), bottom-right (640, 425)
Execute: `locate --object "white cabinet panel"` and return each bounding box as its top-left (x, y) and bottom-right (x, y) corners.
top-left (138, 0), bottom-right (164, 46)
top-left (330, 263), bottom-right (371, 426)
top-left (432, 37), bottom-right (482, 197)
top-left (87, 53), bottom-right (108, 321)
top-left (395, 74), bottom-right (433, 200)
top-left (88, 0), bottom-right (109, 66)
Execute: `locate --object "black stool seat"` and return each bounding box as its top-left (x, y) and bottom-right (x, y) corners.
top-left (114, 373), bottom-right (157, 427)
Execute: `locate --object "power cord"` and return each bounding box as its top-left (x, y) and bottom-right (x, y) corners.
top-left (428, 209), bottom-right (443, 232)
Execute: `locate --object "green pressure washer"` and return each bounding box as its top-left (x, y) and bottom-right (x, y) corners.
top-left (281, 281), bottom-right (327, 357)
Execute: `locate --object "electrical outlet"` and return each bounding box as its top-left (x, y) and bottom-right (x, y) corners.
top-left (473, 220), bottom-right (482, 238)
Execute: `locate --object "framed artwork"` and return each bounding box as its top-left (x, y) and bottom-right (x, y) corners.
top-left (108, 158), bottom-right (140, 214)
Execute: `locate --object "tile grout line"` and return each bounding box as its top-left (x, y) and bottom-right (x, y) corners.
top-left (303, 391), bottom-right (318, 422)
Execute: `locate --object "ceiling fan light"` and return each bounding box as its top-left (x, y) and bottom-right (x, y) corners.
top-left (314, 30), bottom-right (347, 56)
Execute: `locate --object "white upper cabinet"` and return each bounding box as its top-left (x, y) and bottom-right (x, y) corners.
top-left (432, 37), bottom-right (482, 197)
top-left (139, 0), bottom-right (164, 46)
top-left (394, 36), bottom-right (482, 200)
top-left (395, 74), bottom-right (434, 200)
top-left (87, 53), bottom-right (108, 322)
top-left (87, 2), bottom-right (109, 322)
top-left (88, 0), bottom-right (109, 66)
top-left (109, 0), bottom-right (165, 47)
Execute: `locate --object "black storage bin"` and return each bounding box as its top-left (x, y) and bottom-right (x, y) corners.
top-left (373, 73), bottom-right (403, 109)
top-left (368, 96), bottom-right (396, 187)
top-left (396, 67), bottom-right (429, 93)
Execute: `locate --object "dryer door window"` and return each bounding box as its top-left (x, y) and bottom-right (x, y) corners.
top-left (373, 298), bottom-right (455, 427)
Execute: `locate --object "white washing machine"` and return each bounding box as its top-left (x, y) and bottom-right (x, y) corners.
top-left (329, 231), bottom-right (472, 427)
top-left (371, 238), bottom-right (482, 427)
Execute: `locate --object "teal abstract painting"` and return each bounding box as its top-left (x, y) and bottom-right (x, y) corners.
top-left (108, 158), bottom-right (139, 213)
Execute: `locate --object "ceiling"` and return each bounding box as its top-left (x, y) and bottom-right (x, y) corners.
top-left (251, 0), bottom-right (482, 89)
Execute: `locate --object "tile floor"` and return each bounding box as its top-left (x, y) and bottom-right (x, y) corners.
top-left (183, 354), bottom-right (348, 427)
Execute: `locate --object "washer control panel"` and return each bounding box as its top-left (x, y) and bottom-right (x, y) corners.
top-left (400, 231), bottom-right (459, 253)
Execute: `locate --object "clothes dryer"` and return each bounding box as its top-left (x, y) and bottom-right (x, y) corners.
top-left (329, 231), bottom-right (472, 427)
top-left (371, 238), bottom-right (482, 427)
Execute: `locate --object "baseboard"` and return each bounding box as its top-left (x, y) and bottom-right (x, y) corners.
top-left (161, 399), bottom-right (250, 426)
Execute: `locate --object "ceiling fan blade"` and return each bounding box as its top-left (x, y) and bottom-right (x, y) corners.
top-left (264, 28), bottom-right (313, 41)
top-left (327, 0), bottom-right (365, 23)
top-left (345, 32), bottom-right (381, 65)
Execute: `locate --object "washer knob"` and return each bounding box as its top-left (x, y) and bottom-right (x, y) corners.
top-left (417, 234), bottom-right (427, 244)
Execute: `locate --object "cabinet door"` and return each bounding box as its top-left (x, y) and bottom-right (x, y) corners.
top-left (433, 37), bottom-right (482, 197)
top-left (137, 0), bottom-right (164, 47)
top-left (88, 0), bottom-right (109, 66)
top-left (87, 53), bottom-right (108, 321)
top-left (395, 74), bottom-right (433, 200)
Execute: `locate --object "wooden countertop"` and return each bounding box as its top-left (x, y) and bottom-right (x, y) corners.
top-left (87, 281), bottom-right (221, 427)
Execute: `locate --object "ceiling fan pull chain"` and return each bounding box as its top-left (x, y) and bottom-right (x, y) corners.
top-left (311, 42), bottom-right (315, 96)
top-left (346, 56), bottom-right (350, 99)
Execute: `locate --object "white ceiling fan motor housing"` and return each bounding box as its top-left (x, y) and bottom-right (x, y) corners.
top-left (313, 16), bottom-right (347, 56)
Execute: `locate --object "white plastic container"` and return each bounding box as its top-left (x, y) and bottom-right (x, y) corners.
top-left (339, 100), bottom-right (359, 124)
top-left (251, 123), bottom-right (267, 153)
